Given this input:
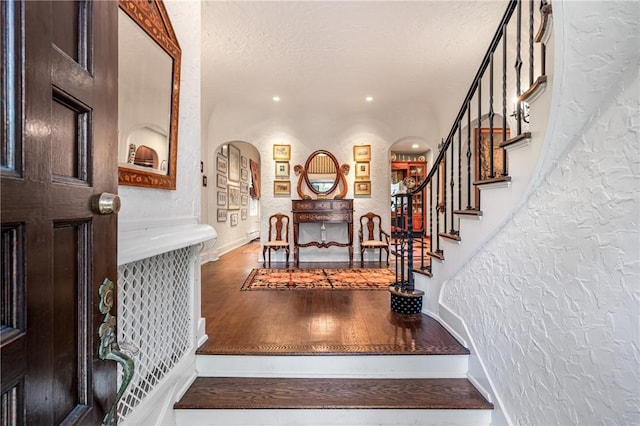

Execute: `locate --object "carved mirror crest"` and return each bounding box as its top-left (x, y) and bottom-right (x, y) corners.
top-left (118, 0), bottom-right (181, 190)
top-left (294, 150), bottom-right (350, 199)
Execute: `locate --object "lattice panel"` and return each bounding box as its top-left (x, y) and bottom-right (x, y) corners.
top-left (116, 247), bottom-right (193, 421)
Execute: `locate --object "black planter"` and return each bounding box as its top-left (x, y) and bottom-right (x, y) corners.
top-left (388, 286), bottom-right (424, 314)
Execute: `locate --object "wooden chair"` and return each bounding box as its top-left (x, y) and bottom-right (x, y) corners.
top-left (359, 212), bottom-right (390, 267)
top-left (263, 213), bottom-right (290, 267)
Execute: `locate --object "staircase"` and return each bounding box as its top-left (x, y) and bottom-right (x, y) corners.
top-left (174, 1), bottom-right (552, 424)
top-left (174, 316), bottom-right (494, 425)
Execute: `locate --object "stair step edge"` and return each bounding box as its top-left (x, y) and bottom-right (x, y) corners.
top-left (175, 377), bottom-right (494, 410)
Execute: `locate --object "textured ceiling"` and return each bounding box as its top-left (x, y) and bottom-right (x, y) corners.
top-left (201, 1), bottom-right (507, 151)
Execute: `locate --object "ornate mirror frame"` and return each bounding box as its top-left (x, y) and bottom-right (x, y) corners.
top-left (118, 0), bottom-right (181, 190)
top-left (294, 150), bottom-right (350, 199)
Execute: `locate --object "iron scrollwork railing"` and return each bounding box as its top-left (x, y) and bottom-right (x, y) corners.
top-left (394, 0), bottom-right (550, 288)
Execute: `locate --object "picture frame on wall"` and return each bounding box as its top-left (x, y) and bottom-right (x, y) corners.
top-left (241, 194), bottom-right (248, 206)
top-left (355, 161), bottom-right (370, 180)
top-left (241, 168), bottom-right (248, 181)
top-left (217, 191), bottom-right (226, 206)
top-left (228, 144), bottom-right (241, 182)
top-left (228, 184), bottom-right (241, 209)
top-left (230, 213), bottom-right (238, 226)
top-left (217, 209), bottom-right (227, 222)
top-left (240, 182), bottom-right (249, 193)
top-left (275, 161), bottom-right (289, 178)
top-left (273, 180), bottom-right (291, 195)
top-left (216, 173), bottom-right (227, 189)
top-left (216, 155), bottom-right (227, 174)
top-left (354, 180), bottom-right (371, 196)
top-left (241, 209), bottom-right (247, 220)
top-left (273, 144), bottom-right (291, 161)
top-left (353, 145), bottom-right (371, 162)
top-left (241, 155), bottom-right (248, 168)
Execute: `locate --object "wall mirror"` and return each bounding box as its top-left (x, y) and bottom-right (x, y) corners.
top-left (294, 150), bottom-right (350, 199)
top-left (118, 0), bottom-right (181, 190)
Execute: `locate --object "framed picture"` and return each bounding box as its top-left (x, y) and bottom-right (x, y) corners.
top-left (355, 161), bottom-right (370, 179)
top-left (241, 209), bottom-right (247, 220)
top-left (217, 209), bottom-right (227, 222)
top-left (217, 191), bottom-right (226, 207)
top-left (241, 194), bottom-right (248, 206)
top-left (228, 143), bottom-right (241, 182)
top-left (273, 144), bottom-right (290, 161)
top-left (241, 168), bottom-right (248, 181)
top-left (218, 144), bottom-right (227, 158)
top-left (216, 173), bottom-right (227, 189)
top-left (274, 180), bottom-right (291, 195)
top-left (216, 155), bottom-right (227, 174)
top-left (353, 145), bottom-right (371, 161)
top-left (241, 155), bottom-right (248, 168)
top-left (354, 180), bottom-right (371, 196)
top-left (240, 181), bottom-right (249, 193)
top-left (275, 161), bottom-right (290, 178)
top-left (230, 213), bottom-right (238, 226)
top-left (227, 184), bottom-right (241, 209)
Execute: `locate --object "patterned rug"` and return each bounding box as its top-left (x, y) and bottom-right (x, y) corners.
top-left (241, 268), bottom-right (396, 291)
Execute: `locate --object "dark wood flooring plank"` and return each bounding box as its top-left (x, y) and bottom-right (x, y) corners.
top-left (175, 378), bottom-right (493, 410)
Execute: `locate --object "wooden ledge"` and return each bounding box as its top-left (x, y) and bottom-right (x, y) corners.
top-left (427, 250), bottom-right (444, 261)
top-left (500, 132), bottom-right (531, 150)
top-left (439, 232), bottom-right (461, 242)
top-left (519, 75), bottom-right (548, 104)
top-left (413, 267), bottom-right (432, 278)
top-left (473, 175), bottom-right (512, 187)
top-left (454, 209), bottom-right (483, 217)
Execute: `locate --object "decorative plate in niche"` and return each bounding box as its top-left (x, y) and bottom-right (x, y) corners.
top-left (418, 155), bottom-right (425, 161)
top-left (391, 152), bottom-right (396, 161)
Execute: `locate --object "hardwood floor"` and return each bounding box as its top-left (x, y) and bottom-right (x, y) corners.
top-left (198, 241), bottom-right (466, 356)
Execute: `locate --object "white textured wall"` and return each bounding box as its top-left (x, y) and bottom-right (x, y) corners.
top-left (440, 2), bottom-right (640, 424)
top-left (118, 0), bottom-right (202, 225)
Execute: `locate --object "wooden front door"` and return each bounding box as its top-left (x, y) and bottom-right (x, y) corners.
top-left (1, 1), bottom-right (118, 424)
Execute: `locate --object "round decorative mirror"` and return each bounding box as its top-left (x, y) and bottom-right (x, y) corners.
top-left (294, 150), bottom-right (349, 199)
top-left (304, 150), bottom-right (339, 195)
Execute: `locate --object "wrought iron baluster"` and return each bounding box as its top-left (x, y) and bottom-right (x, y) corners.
top-left (429, 181), bottom-right (434, 262)
top-left (503, 27), bottom-right (508, 176)
top-left (466, 107), bottom-right (472, 210)
top-left (457, 121), bottom-right (462, 213)
top-left (489, 53), bottom-right (495, 179)
top-left (477, 80), bottom-right (482, 197)
top-left (406, 194), bottom-right (414, 292)
top-left (529, 0), bottom-right (535, 88)
top-left (515, 0), bottom-right (523, 135)
top-left (449, 135), bottom-right (455, 234)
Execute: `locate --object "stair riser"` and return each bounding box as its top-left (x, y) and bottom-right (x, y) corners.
top-left (196, 354), bottom-right (469, 378)
top-left (175, 408), bottom-right (492, 426)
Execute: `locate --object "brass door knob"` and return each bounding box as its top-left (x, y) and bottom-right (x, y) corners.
top-left (91, 193), bottom-right (121, 215)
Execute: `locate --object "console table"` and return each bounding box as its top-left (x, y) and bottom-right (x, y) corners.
top-left (291, 199), bottom-right (354, 266)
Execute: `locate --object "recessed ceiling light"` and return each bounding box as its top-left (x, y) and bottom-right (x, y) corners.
top-left (272, 96), bottom-right (280, 102)
top-left (412, 144), bottom-right (419, 149)
top-left (365, 96), bottom-right (374, 102)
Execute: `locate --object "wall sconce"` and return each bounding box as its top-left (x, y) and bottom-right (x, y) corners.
top-left (511, 97), bottom-right (530, 123)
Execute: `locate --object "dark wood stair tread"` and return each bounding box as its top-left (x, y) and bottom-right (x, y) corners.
top-left (175, 377), bottom-right (494, 410)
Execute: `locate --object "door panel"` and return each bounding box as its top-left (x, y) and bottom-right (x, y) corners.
top-left (1, 0), bottom-right (118, 424)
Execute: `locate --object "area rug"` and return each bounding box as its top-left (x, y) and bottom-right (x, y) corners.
top-left (241, 268), bottom-right (396, 291)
